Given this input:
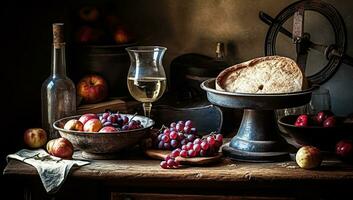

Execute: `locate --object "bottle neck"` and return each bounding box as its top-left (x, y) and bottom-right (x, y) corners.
top-left (52, 44), bottom-right (66, 76)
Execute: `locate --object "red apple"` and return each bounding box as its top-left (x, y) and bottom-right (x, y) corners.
top-left (75, 26), bottom-right (103, 44)
top-left (24, 128), bottom-right (48, 148)
top-left (79, 6), bottom-right (99, 22)
top-left (113, 27), bottom-right (130, 44)
top-left (323, 116), bottom-right (336, 127)
top-left (99, 126), bottom-right (117, 133)
top-left (77, 74), bottom-right (108, 104)
top-left (83, 118), bottom-right (103, 132)
top-left (46, 138), bottom-right (74, 159)
top-left (336, 140), bottom-right (353, 162)
top-left (295, 114), bottom-right (308, 127)
top-left (78, 113), bottom-right (98, 125)
top-left (64, 119), bottom-right (84, 131)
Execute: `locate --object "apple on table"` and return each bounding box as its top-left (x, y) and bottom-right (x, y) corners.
top-left (23, 128), bottom-right (48, 148)
top-left (77, 74), bottom-right (108, 104)
top-left (46, 137), bottom-right (74, 159)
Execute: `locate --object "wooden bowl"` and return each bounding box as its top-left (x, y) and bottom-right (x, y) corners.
top-left (278, 115), bottom-right (353, 150)
top-left (53, 114), bottom-right (154, 158)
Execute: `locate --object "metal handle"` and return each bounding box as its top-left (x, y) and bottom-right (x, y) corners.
top-left (260, 11), bottom-right (353, 67)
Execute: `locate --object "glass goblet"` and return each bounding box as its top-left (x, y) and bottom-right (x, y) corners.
top-left (126, 46), bottom-right (167, 118)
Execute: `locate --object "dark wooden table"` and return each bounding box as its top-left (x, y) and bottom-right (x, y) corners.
top-left (3, 149), bottom-right (353, 200)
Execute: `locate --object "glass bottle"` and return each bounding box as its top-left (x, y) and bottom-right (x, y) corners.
top-left (41, 23), bottom-right (76, 139)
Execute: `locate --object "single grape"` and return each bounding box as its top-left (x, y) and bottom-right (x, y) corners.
top-left (193, 143), bottom-right (201, 152)
top-left (215, 134), bottom-right (223, 143)
top-left (160, 161), bottom-right (168, 169)
top-left (167, 159), bottom-right (177, 168)
top-left (180, 150), bottom-right (188, 157)
top-left (101, 118), bottom-right (107, 124)
top-left (170, 122), bottom-right (177, 128)
top-left (102, 112), bottom-right (110, 119)
top-left (199, 149), bottom-right (207, 157)
top-left (184, 126), bottom-right (191, 134)
top-left (176, 132), bottom-right (184, 140)
top-left (193, 138), bottom-right (202, 145)
top-left (165, 154), bottom-right (172, 161)
top-left (158, 141), bottom-right (164, 149)
top-left (163, 129), bottom-right (171, 136)
top-left (185, 120), bottom-right (193, 127)
top-left (176, 123), bottom-right (184, 132)
top-left (163, 142), bottom-right (171, 150)
top-left (103, 121), bottom-right (112, 127)
top-left (181, 145), bottom-right (188, 151)
top-left (116, 118), bottom-right (124, 126)
top-left (170, 131), bottom-right (178, 140)
top-left (177, 121), bottom-right (184, 125)
top-left (188, 149), bottom-right (197, 157)
top-left (107, 115), bottom-right (117, 123)
top-left (186, 142), bottom-right (193, 150)
top-left (121, 125), bottom-right (129, 131)
top-left (122, 116), bottom-right (129, 124)
top-left (170, 139), bottom-right (179, 148)
top-left (157, 134), bottom-right (163, 141)
top-left (187, 134), bottom-right (195, 142)
top-left (190, 127), bottom-right (197, 134)
top-left (161, 135), bottom-right (170, 143)
top-left (207, 136), bottom-right (216, 146)
top-left (171, 149), bottom-right (181, 158)
top-left (201, 141), bottom-right (209, 150)
top-left (180, 139), bottom-right (188, 146)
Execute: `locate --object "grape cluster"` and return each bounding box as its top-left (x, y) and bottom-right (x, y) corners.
top-left (99, 111), bottom-right (143, 131)
top-left (154, 120), bottom-right (198, 151)
top-left (160, 133), bottom-right (223, 169)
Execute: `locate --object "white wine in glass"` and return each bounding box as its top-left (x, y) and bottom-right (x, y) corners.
top-left (126, 46), bottom-right (167, 117)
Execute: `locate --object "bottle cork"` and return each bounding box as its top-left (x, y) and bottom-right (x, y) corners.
top-left (53, 23), bottom-right (65, 48)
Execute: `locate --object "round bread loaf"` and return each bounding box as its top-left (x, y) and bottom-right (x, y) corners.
top-left (216, 56), bottom-right (307, 94)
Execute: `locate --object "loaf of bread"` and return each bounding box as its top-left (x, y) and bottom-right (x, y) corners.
top-left (216, 56), bottom-right (306, 94)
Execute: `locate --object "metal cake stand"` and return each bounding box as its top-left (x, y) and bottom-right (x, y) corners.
top-left (201, 79), bottom-right (315, 162)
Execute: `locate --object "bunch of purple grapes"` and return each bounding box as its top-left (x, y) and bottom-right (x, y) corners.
top-left (155, 120), bottom-right (198, 150)
top-left (99, 112), bottom-right (143, 131)
top-left (160, 133), bottom-right (223, 169)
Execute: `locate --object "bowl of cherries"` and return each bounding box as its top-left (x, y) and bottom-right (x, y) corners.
top-left (278, 111), bottom-right (353, 150)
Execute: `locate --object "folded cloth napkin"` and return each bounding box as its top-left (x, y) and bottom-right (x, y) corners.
top-left (7, 149), bottom-right (90, 194)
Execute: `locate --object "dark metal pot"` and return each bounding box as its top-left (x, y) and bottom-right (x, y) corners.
top-left (71, 43), bottom-right (136, 97)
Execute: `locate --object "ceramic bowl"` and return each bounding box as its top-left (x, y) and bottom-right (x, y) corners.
top-left (53, 114), bottom-right (154, 157)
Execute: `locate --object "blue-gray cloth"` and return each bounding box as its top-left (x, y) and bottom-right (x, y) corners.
top-left (6, 149), bottom-right (90, 194)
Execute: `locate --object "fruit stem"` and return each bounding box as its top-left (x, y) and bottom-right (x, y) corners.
top-left (129, 112), bottom-right (138, 122)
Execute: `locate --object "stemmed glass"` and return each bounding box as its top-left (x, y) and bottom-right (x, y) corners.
top-left (126, 46), bottom-right (167, 118)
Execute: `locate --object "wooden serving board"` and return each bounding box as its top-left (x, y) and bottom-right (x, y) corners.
top-left (145, 149), bottom-right (223, 165)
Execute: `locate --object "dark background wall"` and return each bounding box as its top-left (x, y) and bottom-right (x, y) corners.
top-left (1, 0), bottom-right (353, 184)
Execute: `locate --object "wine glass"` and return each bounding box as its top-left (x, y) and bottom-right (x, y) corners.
top-left (308, 87), bottom-right (331, 114)
top-left (126, 46), bottom-right (167, 117)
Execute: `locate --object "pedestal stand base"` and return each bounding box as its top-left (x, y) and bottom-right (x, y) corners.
top-left (225, 109), bottom-right (289, 162)
top-left (222, 144), bottom-right (289, 162)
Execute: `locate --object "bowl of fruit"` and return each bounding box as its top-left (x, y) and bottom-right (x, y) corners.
top-left (53, 111), bottom-right (154, 158)
top-left (278, 111), bottom-right (353, 150)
